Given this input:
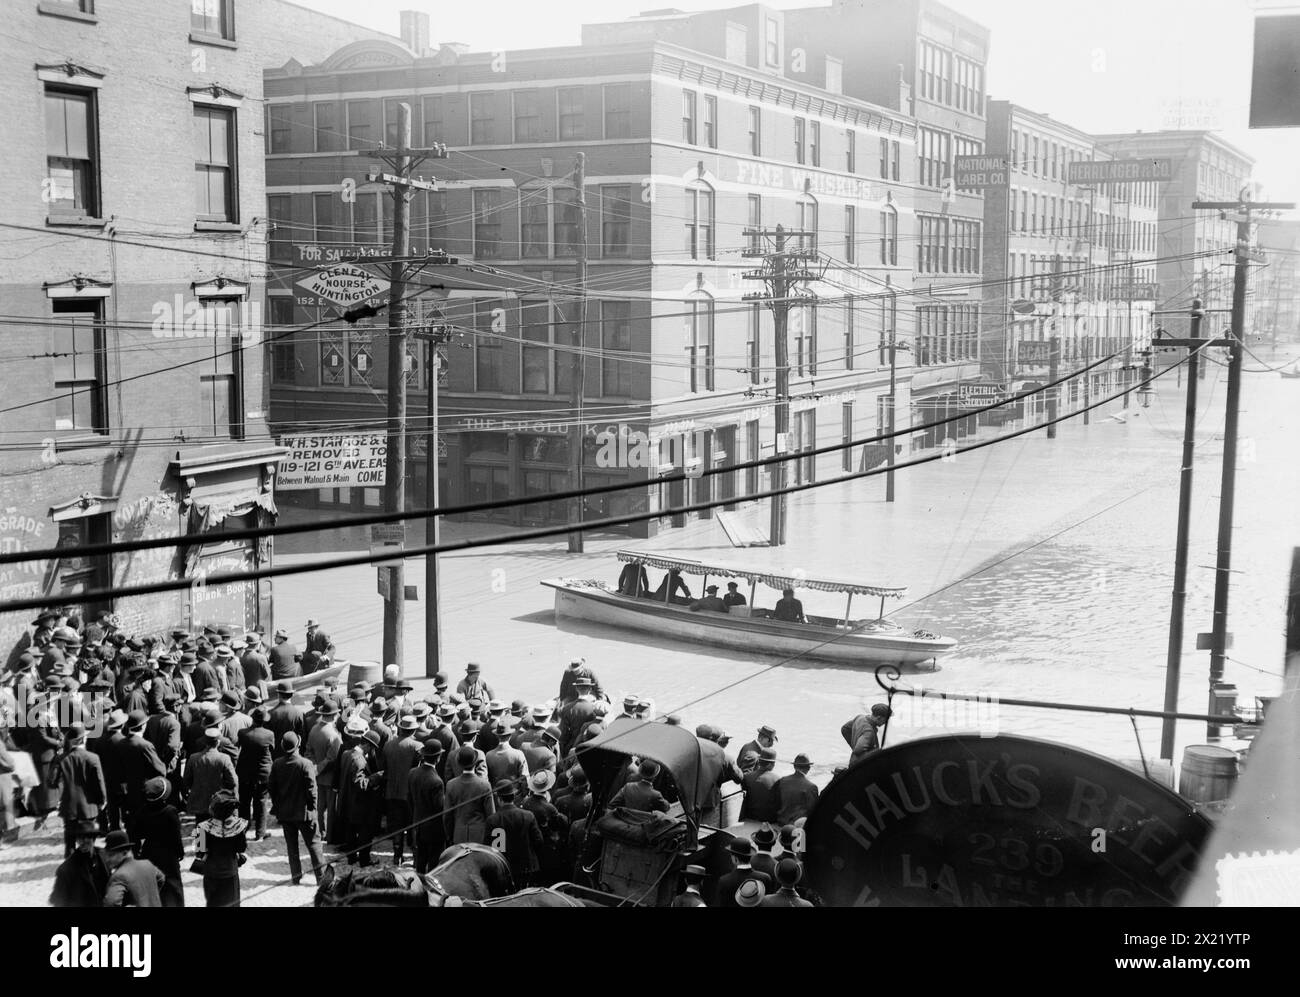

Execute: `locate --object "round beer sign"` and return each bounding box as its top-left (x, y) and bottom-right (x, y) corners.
top-left (803, 734), bottom-right (1211, 907)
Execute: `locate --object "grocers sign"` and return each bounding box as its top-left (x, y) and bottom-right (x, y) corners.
top-left (802, 734), bottom-right (1210, 907)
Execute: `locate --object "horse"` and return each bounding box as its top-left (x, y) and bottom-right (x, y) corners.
top-left (314, 843), bottom-right (514, 907)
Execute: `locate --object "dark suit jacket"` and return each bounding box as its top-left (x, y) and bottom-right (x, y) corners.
top-left (115, 734), bottom-right (167, 802)
top-left (740, 768), bottom-right (781, 822)
top-left (56, 746), bottom-right (107, 820)
top-left (268, 702), bottom-right (306, 756)
top-left (268, 643), bottom-right (301, 680)
top-left (104, 857), bottom-right (166, 907)
top-left (775, 771), bottom-right (820, 824)
top-left (444, 772), bottom-right (495, 843)
top-left (610, 778), bottom-right (671, 813)
top-left (50, 848), bottom-right (110, 907)
top-left (382, 734), bottom-right (423, 801)
top-left (485, 802), bottom-right (543, 880)
top-left (192, 661), bottom-right (224, 700)
top-left (89, 731), bottom-right (126, 796)
top-left (183, 748), bottom-right (237, 815)
top-left (144, 712), bottom-right (182, 770)
top-left (408, 764), bottom-right (445, 824)
top-left (269, 750), bottom-right (319, 823)
top-left (133, 801), bottom-right (185, 874)
top-left (236, 726), bottom-right (275, 783)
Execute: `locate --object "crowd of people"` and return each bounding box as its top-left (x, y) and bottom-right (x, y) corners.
top-left (2, 608), bottom-right (894, 908)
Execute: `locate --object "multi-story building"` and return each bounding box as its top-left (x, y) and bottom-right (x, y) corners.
top-left (264, 7), bottom-right (918, 537)
top-left (982, 102), bottom-right (1158, 417)
top-left (0, 0), bottom-right (390, 661)
top-left (1254, 220), bottom-right (1300, 347)
top-left (1092, 130), bottom-right (1254, 349)
top-left (786, 0), bottom-right (991, 446)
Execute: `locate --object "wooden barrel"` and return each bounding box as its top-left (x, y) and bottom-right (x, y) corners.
top-left (1178, 745), bottom-right (1239, 804)
top-left (347, 660), bottom-right (383, 690)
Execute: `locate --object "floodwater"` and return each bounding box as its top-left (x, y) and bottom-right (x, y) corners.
top-left (277, 355), bottom-right (1300, 780)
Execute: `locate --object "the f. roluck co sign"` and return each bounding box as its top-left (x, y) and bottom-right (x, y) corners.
top-left (276, 433), bottom-right (387, 490)
top-left (803, 734), bottom-right (1211, 907)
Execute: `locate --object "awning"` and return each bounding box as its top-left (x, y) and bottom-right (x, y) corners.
top-left (184, 491), bottom-right (277, 578)
top-left (615, 549), bottom-right (906, 598)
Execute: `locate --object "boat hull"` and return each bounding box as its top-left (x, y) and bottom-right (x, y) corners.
top-left (543, 581), bottom-right (952, 667)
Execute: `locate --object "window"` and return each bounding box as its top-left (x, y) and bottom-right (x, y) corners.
top-left (267, 104), bottom-right (291, 154)
top-left (351, 191), bottom-right (378, 244)
top-left (600, 300), bottom-right (632, 397)
top-left (748, 106), bottom-right (762, 156)
top-left (191, 0), bottom-right (233, 40)
top-left (194, 106), bottom-right (235, 222)
top-left (703, 95), bottom-right (717, 148)
top-left (520, 299), bottom-right (551, 394)
top-left (809, 121), bottom-right (820, 166)
top-left (747, 302), bottom-right (761, 385)
top-left (473, 298), bottom-right (504, 392)
top-left (794, 117), bottom-right (806, 164)
top-left (467, 189), bottom-right (502, 259)
top-left (198, 300), bottom-right (243, 439)
top-left (52, 301), bottom-right (107, 434)
top-left (685, 295), bottom-right (714, 392)
top-left (765, 17), bottom-right (780, 65)
top-left (797, 196), bottom-right (817, 252)
top-left (880, 137), bottom-right (889, 178)
top-left (844, 298), bottom-right (855, 370)
top-left (313, 191), bottom-right (336, 246)
top-left (558, 87), bottom-right (585, 140)
top-left (514, 90), bottom-right (541, 142)
top-left (842, 402), bottom-right (854, 471)
top-left (844, 205), bottom-right (856, 263)
top-left (600, 185), bottom-right (631, 257)
top-left (793, 302), bottom-right (816, 376)
top-left (44, 87), bottom-right (98, 217)
top-left (879, 292), bottom-right (897, 365)
top-left (846, 129), bottom-right (856, 173)
top-left (521, 184), bottom-right (579, 258)
top-left (422, 95), bottom-right (444, 145)
top-left (470, 92), bottom-right (495, 144)
top-left (267, 194), bottom-right (291, 262)
top-left (346, 100), bottom-right (372, 150)
top-left (314, 102), bottom-right (343, 152)
top-left (603, 83), bottom-right (631, 138)
top-left (682, 90), bottom-right (697, 145)
top-left (384, 98), bottom-right (413, 149)
top-left (747, 193), bottom-right (762, 252)
top-left (879, 206), bottom-right (897, 265)
top-left (892, 143), bottom-right (900, 185)
top-left (269, 297), bottom-right (296, 385)
top-left (686, 182), bottom-right (714, 260)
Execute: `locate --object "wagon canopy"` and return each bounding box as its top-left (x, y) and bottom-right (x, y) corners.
top-left (578, 717), bottom-right (725, 818)
top-left (615, 549), bottom-right (907, 599)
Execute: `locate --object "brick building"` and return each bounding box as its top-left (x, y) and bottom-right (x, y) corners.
top-left (0, 0), bottom-right (390, 662)
top-left (1092, 130), bottom-right (1254, 351)
top-left (264, 6), bottom-right (919, 537)
top-left (981, 102), bottom-right (1159, 419)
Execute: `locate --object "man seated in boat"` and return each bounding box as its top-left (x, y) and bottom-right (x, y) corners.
top-left (688, 585), bottom-right (728, 614)
top-left (772, 588), bottom-right (806, 623)
top-left (722, 582), bottom-right (746, 609)
top-left (650, 569), bottom-right (692, 605)
top-left (616, 562), bottom-right (649, 597)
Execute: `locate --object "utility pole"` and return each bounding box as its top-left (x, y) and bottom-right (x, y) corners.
top-left (742, 223), bottom-right (822, 546)
top-left (364, 102), bottom-right (449, 673)
top-left (567, 153), bottom-right (587, 553)
top-left (1192, 192), bottom-right (1294, 728)
top-left (413, 323), bottom-right (455, 678)
top-left (886, 325), bottom-right (898, 503)
top-left (1159, 299), bottom-right (1206, 761)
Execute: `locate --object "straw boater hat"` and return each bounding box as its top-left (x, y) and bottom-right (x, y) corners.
top-left (529, 770), bottom-right (556, 795)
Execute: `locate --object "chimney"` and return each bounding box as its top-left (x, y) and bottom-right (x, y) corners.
top-left (400, 10), bottom-right (431, 55)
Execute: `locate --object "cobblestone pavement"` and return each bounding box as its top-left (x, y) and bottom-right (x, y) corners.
top-left (0, 811), bottom-right (387, 908)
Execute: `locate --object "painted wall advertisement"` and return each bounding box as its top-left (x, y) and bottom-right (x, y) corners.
top-left (277, 433), bottom-right (388, 490)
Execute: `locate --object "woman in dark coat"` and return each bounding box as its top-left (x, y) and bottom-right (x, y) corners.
top-left (196, 788), bottom-right (247, 907)
top-left (28, 710), bottom-right (62, 826)
top-left (133, 776), bottom-right (185, 907)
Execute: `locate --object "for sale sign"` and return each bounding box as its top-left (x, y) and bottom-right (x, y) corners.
top-left (277, 433), bottom-right (387, 490)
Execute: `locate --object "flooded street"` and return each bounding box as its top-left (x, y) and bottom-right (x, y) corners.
top-left (277, 360), bottom-right (1300, 778)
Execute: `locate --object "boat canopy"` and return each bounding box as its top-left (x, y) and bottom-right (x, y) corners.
top-left (615, 549), bottom-right (906, 598)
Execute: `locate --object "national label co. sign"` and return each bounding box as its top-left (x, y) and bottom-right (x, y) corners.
top-left (802, 734), bottom-right (1211, 907)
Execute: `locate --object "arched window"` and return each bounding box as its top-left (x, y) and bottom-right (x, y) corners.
top-left (685, 180), bottom-right (714, 260)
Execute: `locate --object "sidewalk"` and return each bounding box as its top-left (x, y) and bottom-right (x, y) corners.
top-left (0, 810), bottom-right (371, 908)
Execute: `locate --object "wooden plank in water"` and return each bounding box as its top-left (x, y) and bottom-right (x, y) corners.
top-left (716, 510), bottom-right (770, 548)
